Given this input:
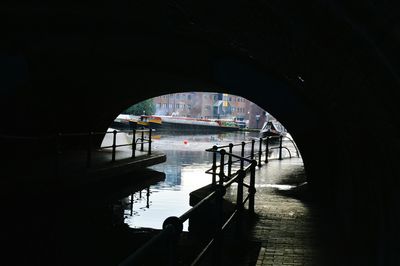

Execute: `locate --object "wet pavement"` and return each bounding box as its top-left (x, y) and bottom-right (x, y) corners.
top-left (249, 158), bottom-right (329, 266)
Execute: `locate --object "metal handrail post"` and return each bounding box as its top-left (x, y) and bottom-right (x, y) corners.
top-left (87, 131), bottom-right (92, 168)
top-left (250, 139), bottom-right (255, 160)
top-left (112, 130), bottom-right (117, 162)
top-left (279, 135), bottom-right (283, 160)
top-left (132, 127), bottom-right (136, 158)
top-left (228, 143), bottom-right (233, 178)
top-left (219, 149), bottom-right (226, 185)
top-left (140, 129), bottom-right (144, 151)
top-left (212, 145), bottom-right (217, 185)
top-left (265, 137), bottom-right (269, 163)
top-left (240, 141), bottom-right (245, 170)
top-left (258, 138), bottom-right (262, 167)
top-left (249, 160), bottom-right (257, 215)
top-left (148, 128), bottom-right (152, 155)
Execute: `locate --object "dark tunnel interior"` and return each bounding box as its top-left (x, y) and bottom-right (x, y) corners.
top-left (2, 1), bottom-right (400, 265)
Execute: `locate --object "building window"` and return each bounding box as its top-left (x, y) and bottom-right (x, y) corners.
top-left (176, 94), bottom-right (180, 99)
top-left (188, 95), bottom-right (191, 100)
top-left (229, 97), bottom-right (232, 101)
top-left (169, 104), bottom-right (173, 108)
top-left (176, 104), bottom-right (179, 108)
top-left (188, 104), bottom-right (191, 109)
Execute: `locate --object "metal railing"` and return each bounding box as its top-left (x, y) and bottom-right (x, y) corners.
top-left (118, 135), bottom-right (300, 266)
top-left (57, 126), bottom-right (153, 168)
top-left (205, 135), bottom-right (300, 185)
top-left (119, 148), bottom-right (258, 266)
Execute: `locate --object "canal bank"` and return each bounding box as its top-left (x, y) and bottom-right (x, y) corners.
top-left (5, 131), bottom-right (308, 265)
top-left (113, 131), bottom-right (310, 265)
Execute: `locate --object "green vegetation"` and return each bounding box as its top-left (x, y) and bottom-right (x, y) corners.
top-left (123, 99), bottom-right (155, 115)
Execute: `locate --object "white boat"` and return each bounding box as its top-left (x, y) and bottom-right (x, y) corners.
top-left (259, 119), bottom-right (287, 139)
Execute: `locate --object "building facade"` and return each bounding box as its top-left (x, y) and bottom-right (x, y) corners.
top-left (153, 92), bottom-right (266, 128)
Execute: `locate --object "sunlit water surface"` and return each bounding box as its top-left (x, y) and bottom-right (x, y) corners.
top-left (115, 131), bottom-right (300, 231)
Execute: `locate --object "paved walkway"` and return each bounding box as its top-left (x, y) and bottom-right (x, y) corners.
top-left (248, 158), bottom-right (326, 266)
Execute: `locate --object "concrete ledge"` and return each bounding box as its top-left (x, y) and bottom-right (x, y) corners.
top-left (60, 151), bottom-right (166, 186)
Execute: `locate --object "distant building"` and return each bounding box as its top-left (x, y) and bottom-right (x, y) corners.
top-left (153, 92), bottom-right (196, 117)
top-left (153, 92), bottom-right (266, 128)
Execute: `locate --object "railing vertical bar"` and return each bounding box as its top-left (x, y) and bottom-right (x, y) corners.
top-left (212, 145), bottom-right (217, 185)
top-left (279, 135), bottom-right (283, 160)
top-left (112, 130), bottom-right (117, 162)
top-left (228, 143), bottom-right (233, 178)
top-left (258, 138), bottom-right (262, 167)
top-left (236, 169), bottom-right (245, 235)
top-left (249, 160), bottom-right (257, 214)
top-left (130, 193), bottom-right (134, 216)
top-left (265, 137), bottom-right (269, 163)
top-left (240, 141), bottom-right (245, 170)
top-left (140, 129), bottom-right (144, 151)
top-left (132, 127), bottom-right (136, 158)
top-left (213, 186), bottom-right (225, 266)
top-left (250, 139), bottom-right (255, 160)
top-left (219, 149), bottom-right (226, 185)
top-left (146, 187), bottom-right (150, 208)
top-left (148, 128), bottom-right (152, 155)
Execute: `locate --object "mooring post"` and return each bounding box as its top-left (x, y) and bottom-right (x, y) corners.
top-left (87, 131), bottom-right (92, 168)
top-left (249, 160), bottom-right (257, 215)
top-left (212, 145), bottom-right (217, 185)
top-left (148, 128), bottom-right (152, 155)
top-left (132, 127), bottom-right (136, 158)
top-left (258, 138), bottom-right (262, 167)
top-left (251, 139), bottom-right (255, 160)
top-left (162, 217), bottom-right (183, 266)
top-left (219, 149), bottom-right (226, 185)
top-left (112, 130), bottom-right (117, 162)
top-left (265, 137), bottom-right (269, 163)
top-left (140, 129), bottom-right (144, 151)
top-left (228, 143), bottom-right (233, 178)
top-left (241, 141), bottom-right (245, 170)
top-left (279, 135), bottom-right (283, 160)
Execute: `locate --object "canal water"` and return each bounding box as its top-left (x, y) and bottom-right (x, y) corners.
top-left (114, 131), bottom-right (299, 231)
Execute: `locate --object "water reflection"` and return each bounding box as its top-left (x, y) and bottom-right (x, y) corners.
top-left (115, 132), bottom-right (258, 230)
top-left (111, 131), bottom-right (300, 231)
